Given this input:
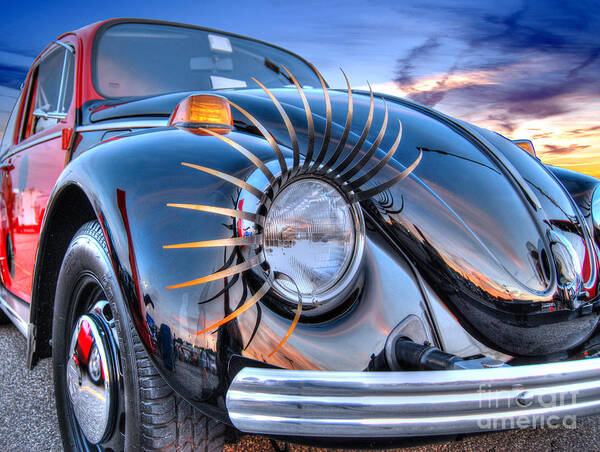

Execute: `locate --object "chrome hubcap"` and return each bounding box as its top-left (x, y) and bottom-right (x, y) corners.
top-left (67, 309), bottom-right (118, 444)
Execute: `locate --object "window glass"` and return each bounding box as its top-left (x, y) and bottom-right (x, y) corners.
top-left (35, 48), bottom-right (63, 114)
top-left (0, 90), bottom-right (23, 155)
top-left (94, 23), bottom-right (321, 98)
top-left (31, 46), bottom-right (74, 135)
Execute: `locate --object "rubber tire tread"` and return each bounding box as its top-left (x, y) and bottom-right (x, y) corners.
top-left (54, 221), bottom-right (225, 451)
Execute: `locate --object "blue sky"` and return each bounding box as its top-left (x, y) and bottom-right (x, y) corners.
top-left (1, 0), bottom-right (599, 175)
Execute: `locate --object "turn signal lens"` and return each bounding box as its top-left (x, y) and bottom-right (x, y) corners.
top-left (512, 139), bottom-right (536, 157)
top-left (169, 95), bottom-right (233, 134)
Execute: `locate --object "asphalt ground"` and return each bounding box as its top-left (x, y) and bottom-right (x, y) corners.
top-left (1, 322), bottom-right (599, 451)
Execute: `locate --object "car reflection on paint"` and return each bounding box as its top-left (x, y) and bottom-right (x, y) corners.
top-left (72, 317), bottom-right (104, 386)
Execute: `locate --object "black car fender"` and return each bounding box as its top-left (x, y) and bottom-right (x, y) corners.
top-left (29, 127), bottom-right (284, 416)
top-left (29, 125), bottom-right (438, 419)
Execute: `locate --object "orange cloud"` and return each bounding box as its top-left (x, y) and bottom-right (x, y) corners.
top-left (360, 70), bottom-right (496, 99)
top-left (363, 68), bottom-right (600, 180)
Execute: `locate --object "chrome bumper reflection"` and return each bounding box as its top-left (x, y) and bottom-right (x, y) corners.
top-left (226, 359), bottom-right (600, 437)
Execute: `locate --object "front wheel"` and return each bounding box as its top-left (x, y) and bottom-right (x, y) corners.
top-left (52, 221), bottom-right (225, 451)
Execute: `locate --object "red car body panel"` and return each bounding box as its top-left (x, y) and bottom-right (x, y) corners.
top-left (0, 24), bottom-right (109, 303)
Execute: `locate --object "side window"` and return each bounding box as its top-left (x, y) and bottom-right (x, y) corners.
top-left (0, 90), bottom-right (24, 156)
top-left (21, 44), bottom-right (74, 140)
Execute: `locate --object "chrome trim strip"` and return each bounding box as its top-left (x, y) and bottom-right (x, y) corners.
top-left (3, 132), bottom-right (62, 160)
top-left (227, 359), bottom-right (600, 437)
top-left (76, 120), bottom-right (168, 133)
top-left (54, 40), bottom-right (75, 53)
top-left (0, 294), bottom-right (28, 337)
top-left (3, 120), bottom-right (168, 158)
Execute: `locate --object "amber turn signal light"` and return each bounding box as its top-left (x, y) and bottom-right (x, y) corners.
top-left (168, 95), bottom-right (233, 135)
top-left (512, 139), bottom-right (537, 157)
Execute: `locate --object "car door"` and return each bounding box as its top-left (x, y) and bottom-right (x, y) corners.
top-left (0, 41), bottom-right (76, 302)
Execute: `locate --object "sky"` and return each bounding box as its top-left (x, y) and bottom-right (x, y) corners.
top-left (1, 0), bottom-right (599, 176)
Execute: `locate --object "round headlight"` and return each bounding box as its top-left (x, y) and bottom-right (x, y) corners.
top-left (263, 178), bottom-right (362, 303)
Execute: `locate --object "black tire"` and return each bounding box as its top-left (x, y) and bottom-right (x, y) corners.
top-left (53, 221), bottom-right (225, 451)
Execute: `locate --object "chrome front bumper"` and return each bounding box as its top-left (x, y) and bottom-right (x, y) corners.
top-left (226, 358), bottom-right (600, 437)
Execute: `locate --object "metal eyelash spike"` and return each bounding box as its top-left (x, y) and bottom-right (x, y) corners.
top-left (163, 235), bottom-right (261, 249)
top-left (351, 149), bottom-right (422, 202)
top-left (197, 128), bottom-right (275, 183)
top-left (347, 118), bottom-right (402, 190)
top-left (227, 100), bottom-right (288, 177)
top-left (337, 100), bottom-right (389, 183)
top-left (166, 203), bottom-right (264, 225)
top-left (244, 302), bottom-right (262, 350)
top-left (281, 65), bottom-right (315, 171)
top-left (268, 272), bottom-right (303, 356)
top-left (165, 66), bottom-right (422, 355)
top-left (269, 302), bottom-right (302, 356)
top-left (251, 77), bottom-right (301, 173)
top-left (330, 83), bottom-right (375, 176)
top-left (308, 63), bottom-right (332, 170)
top-left (321, 69), bottom-right (353, 172)
top-left (166, 255), bottom-right (265, 290)
top-left (196, 281), bottom-right (271, 335)
top-left (181, 162), bottom-right (264, 200)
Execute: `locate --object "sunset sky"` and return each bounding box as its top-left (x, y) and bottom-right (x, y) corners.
top-left (1, 0), bottom-right (598, 176)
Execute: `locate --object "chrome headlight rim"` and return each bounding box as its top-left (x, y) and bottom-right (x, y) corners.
top-left (238, 164), bottom-right (366, 318)
top-left (262, 175), bottom-right (366, 313)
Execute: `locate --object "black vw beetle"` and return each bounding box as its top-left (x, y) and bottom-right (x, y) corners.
top-left (1, 18), bottom-right (600, 451)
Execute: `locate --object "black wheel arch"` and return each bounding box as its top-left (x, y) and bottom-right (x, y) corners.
top-left (29, 183), bottom-right (96, 367)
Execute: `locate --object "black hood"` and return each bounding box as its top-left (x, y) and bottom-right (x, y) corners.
top-left (85, 88), bottom-right (600, 355)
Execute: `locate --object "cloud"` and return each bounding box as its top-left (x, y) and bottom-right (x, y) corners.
top-left (395, 37), bottom-right (441, 85)
top-left (383, 14), bottom-right (599, 167)
top-left (375, 1), bottom-right (600, 174)
top-left (568, 47), bottom-right (600, 77)
top-left (401, 68), bottom-right (495, 107)
top-left (463, 1), bottom-right (598, 56)
top-left (544, 144), bottom-right (591, 155)
top-left (482, 113), bottom-right (518, 134)
top-left (472, 6), bottom-right (567, 52)
top-left (386, 2), bottom-right (600, 123)
top-left (531, 131), bottom-right (554, 140)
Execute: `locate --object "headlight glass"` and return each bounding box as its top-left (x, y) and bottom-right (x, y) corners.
top-left (264, 179), bottom-right (357, 300)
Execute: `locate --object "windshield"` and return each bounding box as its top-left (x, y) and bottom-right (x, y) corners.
top-left (94, 22), bottom-right (321, 98)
